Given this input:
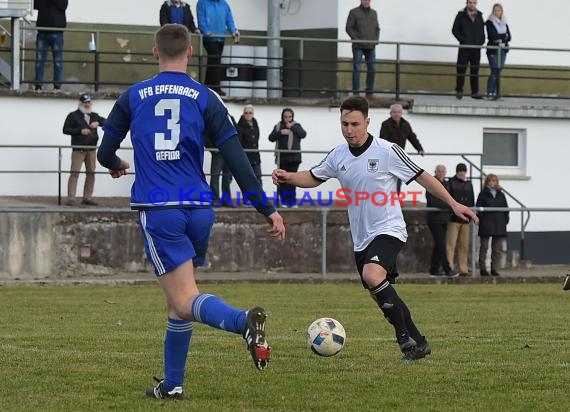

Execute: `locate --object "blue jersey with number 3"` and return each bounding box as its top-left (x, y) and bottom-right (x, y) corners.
top-left (102, 71), bottom-right (236, 208)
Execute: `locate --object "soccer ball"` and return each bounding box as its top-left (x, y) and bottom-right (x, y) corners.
top-left (307, 317), bottom-right (346, 357)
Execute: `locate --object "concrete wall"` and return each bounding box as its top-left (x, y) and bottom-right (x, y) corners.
top-left (0, 209), bottom-right (432, 279)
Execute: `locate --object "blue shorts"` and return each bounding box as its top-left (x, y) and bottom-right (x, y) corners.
top-left (138, 208), bottom-right (215, 276)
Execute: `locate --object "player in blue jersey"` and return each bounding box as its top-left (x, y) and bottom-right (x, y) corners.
top-left (97, 24), bottom-right (285, 400)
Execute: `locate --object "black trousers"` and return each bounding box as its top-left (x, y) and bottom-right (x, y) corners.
top-left (210, 151), bottom-right (232, 200)
top-left (428, 222), bottom-right (452, 274)
top-left (278, 161), bottom-right (300, 206)
top-left (203, 40), bottom-right (225, 92)
top-left (456, 47), bottom-right (481, 94)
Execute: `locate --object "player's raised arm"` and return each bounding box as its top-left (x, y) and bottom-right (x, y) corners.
top-left (416, 171), bottom-right (478, 223)
top-left (97, 90), bottom-right (132, 178)
top-left (216, 136), bottom-right (285, 239)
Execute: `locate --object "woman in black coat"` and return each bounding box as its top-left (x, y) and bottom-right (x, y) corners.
top-left (476, 174), bottom-right (509, 276)
top-left (268, 108), bottom-right (307, 207)
top-left (237, 104), bottom-right (262, 187)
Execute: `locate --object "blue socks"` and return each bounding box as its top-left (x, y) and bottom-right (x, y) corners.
top-left (191, 293), bottom-right (246, 334)
top-left (162, 318), bottom-right (193, 392)
top-left (162, 294), bottom-right (246, 391)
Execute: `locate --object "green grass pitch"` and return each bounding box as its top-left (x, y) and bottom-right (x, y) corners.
top-left (0, 283), bottom-right (568, 411)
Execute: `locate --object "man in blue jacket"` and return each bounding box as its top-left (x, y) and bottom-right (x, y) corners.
top-left (197, 0), bottom-right (240, 96)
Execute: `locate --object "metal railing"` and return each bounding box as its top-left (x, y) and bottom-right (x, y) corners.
top-left (3, 25), bottom-right (569, 98)
top-left (0, 143), bottom-right (562, 269)
top-left (0, 143), bottom-right (485, 203)
top-left (0, 143), bottom-right (566, 272)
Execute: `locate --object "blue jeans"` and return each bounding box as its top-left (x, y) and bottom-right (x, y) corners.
top-left (352, 47), bottom-right (376, 94)
top-left (35, 31), bottom-right (64, 89)
top-left (486, 52), bottom-right (507, 96)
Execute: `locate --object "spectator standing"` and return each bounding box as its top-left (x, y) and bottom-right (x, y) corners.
top-left (379, 103), bottom-right (425, 192)
top-left (237, 105), bottom-right (262, 188)
top-left (207, 114), bottom-right (237, 206)
top-left (346, 0), bottom-right (380, 98)
top-left (426, 165), bottom-right (457, 278)
top-left (33, 0), bottom-right (68, 91)
top-left (476, 174), bottom-right (509, 276)
top-left (485, 3), bottom-right (511, 100)
top-left (197, 0), bottom-right (239, 95)
top-left (62, 93), bottom-right (106, 206)
top-left (269, 108), bottom-right (307, 207)
top-left (159, 1), bottom-right (200, 34)
top-left (446, 163), bottom-right (475, 276)
top-left (452, 0), bottom-right (485, 99)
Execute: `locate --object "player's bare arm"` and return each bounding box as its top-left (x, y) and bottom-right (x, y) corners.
top-left (272, 169), bottom-right (321, 188)
top-left (416, 171), bottom-right (478, 223)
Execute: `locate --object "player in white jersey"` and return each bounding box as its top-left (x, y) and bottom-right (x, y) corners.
top-left (272, 96), bottom-right (478, 360)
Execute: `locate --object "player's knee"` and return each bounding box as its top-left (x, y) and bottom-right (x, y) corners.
top-left (362, 265), bottom-right (387, 288)
top-left (169, 298), bottom-right (195, 321)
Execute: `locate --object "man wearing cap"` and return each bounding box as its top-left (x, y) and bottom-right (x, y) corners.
top-left (62, 93), bottom-right (106, 206)
top-left (446, 163), bottom-right (475, 276)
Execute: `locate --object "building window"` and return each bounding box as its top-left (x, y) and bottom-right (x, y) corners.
top-left (482, 129), bottom-right (526, 176)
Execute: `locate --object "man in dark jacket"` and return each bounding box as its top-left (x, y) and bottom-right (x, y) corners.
top-left (379, 103), bottom-right (425, 192)
top-left (476, 174), bottom-right (509, 276)
top-left (446, 163), bottom-right (475, 276)
top-left (346, 0), bottom-right (380, 97)
top-left (62, 93), bottom-right (106, 206)
top-left (159, 1), bottom-right (200, 34)
top-left (452, 0), bottom-right (485, 99)
top-left (34, 0), bottom-right (68, 91)
top-left (426, 165), bottom-right (457, 278)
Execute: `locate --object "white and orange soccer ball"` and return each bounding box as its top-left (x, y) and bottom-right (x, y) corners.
top-left (307, 317), bottom-right (346, 357)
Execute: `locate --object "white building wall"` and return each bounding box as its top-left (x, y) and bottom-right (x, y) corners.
top-left (0, 96), bottom-right (568, 233)
top-left (60, 0), bottom-right (337, 31)
top-left (33, 0), bottom-right (570, 66)
top-left (339, 0), bottom-right (570, 66)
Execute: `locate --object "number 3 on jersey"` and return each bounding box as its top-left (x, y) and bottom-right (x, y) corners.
top-left (154, 99), bottom-right (180, 151)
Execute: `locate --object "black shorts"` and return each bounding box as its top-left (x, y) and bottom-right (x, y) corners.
top-left (354, 234), bottom-right (405, 289)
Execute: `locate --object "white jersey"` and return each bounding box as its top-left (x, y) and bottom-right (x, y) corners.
top-left (311, 135), bottom-right (423, 251)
